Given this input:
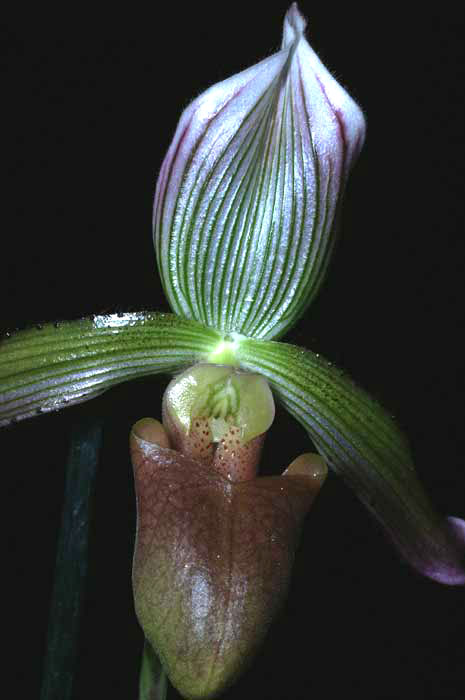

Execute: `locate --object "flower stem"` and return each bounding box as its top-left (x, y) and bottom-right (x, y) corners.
top-left (139, 639), bottom-right (168, 700)
top-left (40, 415), bottom-right (103, 700)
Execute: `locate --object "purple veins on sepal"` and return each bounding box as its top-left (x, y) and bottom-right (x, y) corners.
top-left (154, 3), bottom-right (365, 341)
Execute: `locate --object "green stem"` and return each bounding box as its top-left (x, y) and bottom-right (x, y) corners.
top-left (40, 415), bottom-right (103, 700)
top-left (139, 639), bottom-right (168, 700)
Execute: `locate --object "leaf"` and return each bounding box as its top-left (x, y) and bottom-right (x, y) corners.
top-left (138, 639), bottom-right (168, 700)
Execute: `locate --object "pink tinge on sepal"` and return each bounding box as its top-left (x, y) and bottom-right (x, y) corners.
top-left (389, 514), bottom-right (465, 586)
top-left (433, 516), bottom-right (465, 585)
top-left (153, 3), bottom-right (365, 339)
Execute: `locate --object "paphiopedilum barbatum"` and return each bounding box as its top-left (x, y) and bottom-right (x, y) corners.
top-left (1, 4), bottom-right (464, 699)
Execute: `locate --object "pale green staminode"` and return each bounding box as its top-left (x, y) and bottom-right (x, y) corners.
top-left (164, 363), bottom-right (275, 445)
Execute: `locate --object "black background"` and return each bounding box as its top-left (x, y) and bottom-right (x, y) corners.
top-left (2, 3), bottom-right (464, 698)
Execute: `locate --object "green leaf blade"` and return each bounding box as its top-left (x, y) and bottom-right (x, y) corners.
top-left (139, 640), bottom-right (168, 700)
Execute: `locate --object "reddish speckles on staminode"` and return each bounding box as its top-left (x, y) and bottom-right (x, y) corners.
top-left (214, 426), bottom-right (264, 482)
top-left (129, 366), bottom-right (327, 699)
top-left (161, 363), bottom-right (275, 483)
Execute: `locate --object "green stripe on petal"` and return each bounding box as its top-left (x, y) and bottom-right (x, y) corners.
top-left (0, 313), bottom-right (220, 426)
top-left (154, 5), bottom-right (365, 340)
top-left (236, 336), bottom-right (465, 585)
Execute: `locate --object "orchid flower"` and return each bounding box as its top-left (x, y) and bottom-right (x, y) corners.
top-left (2, 4), bottom-right (464, 699)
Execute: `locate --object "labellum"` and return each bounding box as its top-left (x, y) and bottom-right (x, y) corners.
top-left (131, 365), bottom-right (326, 698)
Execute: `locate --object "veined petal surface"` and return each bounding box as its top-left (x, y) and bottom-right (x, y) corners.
top-left (237, 337), bottom-right (465, 585)
top-left (154, 3), bottom-right (365, 340)
top-left (0, 313), bottom-right (220, 426)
